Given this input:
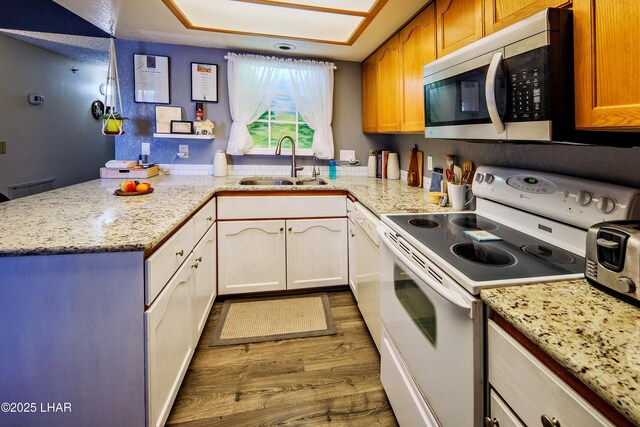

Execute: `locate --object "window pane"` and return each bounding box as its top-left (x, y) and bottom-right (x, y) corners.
top-left (271, 123), bottom-right (298, 147)
top-left (256, 110), bottom-right (271, 121)
top-left (247, 122), bottom-right (270, 147)
top-left (299, 123), bottom-right (315, 150)
top-left (271, 92), bottom-right (297, 122)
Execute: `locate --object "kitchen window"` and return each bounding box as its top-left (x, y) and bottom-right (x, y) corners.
top-left (226, 52), bottom-right (336, 159)
top-left (246, 76), bottom-right (314, 156)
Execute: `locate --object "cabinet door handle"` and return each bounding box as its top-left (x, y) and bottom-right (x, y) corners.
top-left (195, 257), bottom-right (203, 262)
top-left (176, 249), bottom-right (184, 257)
top-left (540, 415), bottom-right (560, 427)
top-left (484, 417), bottom-right (499, 427)
top-left (350, 231), bottom-right (356, 237)
top-left (280, 227), bottom-right (284, 232)
top-left (206, 216), bottom-right (213, 221)
top-left (288, 227), bottom-right (292, 232)
top-left (192, 262), bottom-right (199, 269)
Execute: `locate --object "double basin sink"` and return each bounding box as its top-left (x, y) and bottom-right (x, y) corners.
top-left (240, 177), bottom-right (327, 186)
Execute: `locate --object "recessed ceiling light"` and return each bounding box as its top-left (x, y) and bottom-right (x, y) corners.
top-left (274, 43), bottom-right (296, 51)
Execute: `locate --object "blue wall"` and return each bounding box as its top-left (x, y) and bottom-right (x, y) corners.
top-left (115, 39), bottom-right (231, 164)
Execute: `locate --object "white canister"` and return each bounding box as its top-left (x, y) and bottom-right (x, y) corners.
top-left (213, 150), bottom-right (228, 177)
top-left (367, 153), bottom-right (377, 177)
top-left (387, 152), bottom-right (400, 180)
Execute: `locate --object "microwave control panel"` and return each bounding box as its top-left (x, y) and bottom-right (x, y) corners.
top-left (504, 47), bottom-right (549, 122)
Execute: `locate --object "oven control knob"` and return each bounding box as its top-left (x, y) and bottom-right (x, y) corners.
top-left (616, 277), bottom-right (636, 294)
top-left (575, 190), bottom-right (593, 207)
top-left (485, 173), bottom-right (495, 184)
top-left (597, 196), bottom-right (617, 214)
top-left (475, 173), bottom-right (484, 183)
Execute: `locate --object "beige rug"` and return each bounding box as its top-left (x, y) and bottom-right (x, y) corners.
top-left (209, 293), bottom-right (336, 346)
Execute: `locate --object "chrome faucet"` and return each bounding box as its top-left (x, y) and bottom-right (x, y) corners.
top-left (275, 135), bottom-right (304, 178)
top-left (312, 153), bottom-right (320, 178)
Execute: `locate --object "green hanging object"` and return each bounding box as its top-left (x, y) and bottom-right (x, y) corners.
top-left (101, 38), bottom-right (126, 135)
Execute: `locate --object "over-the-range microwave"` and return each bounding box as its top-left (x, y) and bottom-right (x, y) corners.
top-left (423, 8), bottom-right (575, 142)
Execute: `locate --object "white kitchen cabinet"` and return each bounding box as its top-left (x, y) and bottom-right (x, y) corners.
top-left (287, 218), bottom-right (348, 290)
top-left (487, 320), bottom-right (614, 427)
top-left (145, 254), bottom-right (196, 427)
top-left (192, 224), bottom-right (217, 340)
top-left (218, 220), bottom-right (287, 295)
top-left (488, 389), bottom-right (525, 427)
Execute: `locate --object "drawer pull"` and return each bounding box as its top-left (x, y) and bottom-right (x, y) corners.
top-left (206, 216), bottom-right (213, 221)
top-left (484, 417), bottom-right (499, 427)
top-left (176, 249), bottom-right (184, 257)
top-left (540, 415), bottom-right (560, 427)
top-left (192, 262), bottom-right (199, 269)
top-left (280, 227), bottom-right (284, 232)
top-left (288, 227), bottom-right (292, 232)
top-left (350, 231), bottom-right (356, 237)
top-left (195, 257), bottom-right (203, 262)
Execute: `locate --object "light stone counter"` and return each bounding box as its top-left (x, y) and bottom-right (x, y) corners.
top-left (0, 174), bottom-right (450, 256)
top-left (481, 280), bottom-right (640, 425)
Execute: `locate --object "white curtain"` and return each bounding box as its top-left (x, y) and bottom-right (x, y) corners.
top-left (226, 52), bottom-right (336, 157)
top-left (226, 53), bottom-right (281, 155)
top-left (287, 60), bottom-right (335, 159)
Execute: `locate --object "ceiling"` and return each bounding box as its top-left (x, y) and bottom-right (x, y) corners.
top-left (51, 0), bottom-right (430, 62)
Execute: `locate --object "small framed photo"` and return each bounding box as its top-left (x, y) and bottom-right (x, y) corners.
top-left (171, 120), bottom-right (193, 134)
top-left (191, 63), bottom-right (218, 103)
top-left (134, 54), bottom-right (170, 104)
top-left (155, 106), bottom-right (182, 133)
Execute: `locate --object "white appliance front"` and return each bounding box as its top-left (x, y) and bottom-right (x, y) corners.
top-left (379, 226), bottom-right (483, 427)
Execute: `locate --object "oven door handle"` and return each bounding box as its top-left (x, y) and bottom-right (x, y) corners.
top-left (485, 51), bottom-right (505, 134)
top-left (380, 231), bottom-right (474, 316)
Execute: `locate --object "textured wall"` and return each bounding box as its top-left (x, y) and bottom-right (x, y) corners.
top-left (387, 134), bottom-right (640, 188)
top-left (114, 39), bottom-right (386, 167)
top-left (0, 35), bottom-right (113, 197)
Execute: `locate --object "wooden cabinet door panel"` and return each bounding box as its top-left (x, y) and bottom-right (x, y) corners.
top-left (192, 224), bottom-right (216, 340)
top-left (485, 0), bottom-right (571, 35)
top-left (376, 34), bottom-right (402, 132)
top-left (400, 3), bottom-right (436, 132)
top-left (436, 0), bottom-right (484, 57)
top-left (286, 218), bottom-right (348, 290)
top-left (574, 0), bottom-right (640, 129)
top-left (218, 220), bottom-right (286, 295)
top-left (362, 56), bottom-right (379, 132)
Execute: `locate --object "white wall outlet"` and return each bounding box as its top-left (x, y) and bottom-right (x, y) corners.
top-left (178, 144), bottom-right (189, 159)
top-left (340, 149), bottom-right (356, 162)
top-left (427, 155), bottom-right (433, 171)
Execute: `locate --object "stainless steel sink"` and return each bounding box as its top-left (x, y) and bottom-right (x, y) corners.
top-left (239, 178), bottom-right (294, 186)
top-left (295, 178), bottom-right (327, 185)
top-left (239, 177), bottom-right (327, 186)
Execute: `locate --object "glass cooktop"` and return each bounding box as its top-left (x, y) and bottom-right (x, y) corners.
top-left (385, 213), bottom-right (585, 284)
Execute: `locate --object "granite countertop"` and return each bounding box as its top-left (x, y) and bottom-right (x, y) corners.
top-left (481, 280), bottom-right (640, 425)
top-left (0, 174), bottom-right (450, 256)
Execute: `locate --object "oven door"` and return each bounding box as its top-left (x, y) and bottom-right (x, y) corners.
top-left (379, 226), bottom-right (483, 427)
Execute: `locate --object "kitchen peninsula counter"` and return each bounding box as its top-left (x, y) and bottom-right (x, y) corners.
top-left (0, 174), bottom-right (450, 256)
top-left (481, 280), bottom-right (640, 426)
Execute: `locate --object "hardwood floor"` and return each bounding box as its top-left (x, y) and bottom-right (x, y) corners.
top-left (167, 290), bottom-right (398, 426)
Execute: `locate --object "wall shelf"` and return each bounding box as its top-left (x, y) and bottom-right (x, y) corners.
top-left (153, 133), bottom-right (215, 140)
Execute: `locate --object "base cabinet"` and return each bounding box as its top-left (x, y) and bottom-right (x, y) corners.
top-left (218, 218), bottom-right (348, 295)
top-left (193, 225), bottom-right (217, 339)
top-left (145, 255), bottom-right (196, 427)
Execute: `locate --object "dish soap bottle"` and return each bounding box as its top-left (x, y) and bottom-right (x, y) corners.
top-left (329, 160), bottom-right (337, 179)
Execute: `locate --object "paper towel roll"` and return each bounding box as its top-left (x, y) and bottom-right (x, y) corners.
top-left (387, 152), bottom-right (400, 180)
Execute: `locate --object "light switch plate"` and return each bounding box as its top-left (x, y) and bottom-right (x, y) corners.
top-left (340, 149), bottom-right (355, 162)
top-left (427, 156), bottom-right (433, 171)
top-left (0, 140), bottom-right (6, 154)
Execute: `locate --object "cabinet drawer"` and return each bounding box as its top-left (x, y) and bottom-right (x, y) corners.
top-left (488, 320), bottom-right (614, 427)
top-left (489, 389), bottom-right (525, 427)
top-left (193, 198), bottom-right (215, 241)
top-left (217, 195), bottom-right (346, 219)
top-left (145, 219), bottom-right (195, 306)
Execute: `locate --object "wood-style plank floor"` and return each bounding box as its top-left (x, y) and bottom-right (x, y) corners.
top-left (167, 290), bottom-right (398, 426)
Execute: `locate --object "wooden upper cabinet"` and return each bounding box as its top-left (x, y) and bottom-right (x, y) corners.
top-left (484, 0), bottom-right (572, 35)
top-left (436, 0), bottom-right (484, 58)
top-left (399, 4), bottom-right (437, 132)
top-left (362, 56), bottom-right (378, 133)
top-left (376, 34), bottom-right (402, 132)
top-left (574, 0), bottom-right (640, 129)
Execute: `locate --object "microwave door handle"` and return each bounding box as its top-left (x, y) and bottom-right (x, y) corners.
top-left (485, 51), bottom-right (505, 134)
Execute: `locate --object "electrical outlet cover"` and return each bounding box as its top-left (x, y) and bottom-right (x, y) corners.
top-left (427, 156), bottom-right (433, 171)
top-left (340, 150), bottom-right (355, 162)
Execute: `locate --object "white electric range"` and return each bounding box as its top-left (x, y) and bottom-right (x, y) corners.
top-left (378, 166), bottom-right (640, 427)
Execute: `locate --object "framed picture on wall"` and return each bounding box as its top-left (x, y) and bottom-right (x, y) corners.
top-left (171, 120), bottom-right (193, 134)
top-left (155, 106), bottom-right (182, 133)
top-left (191, 63), bottom-right (218, 103)
top-left (134, 54), bottom-right (170, 104)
